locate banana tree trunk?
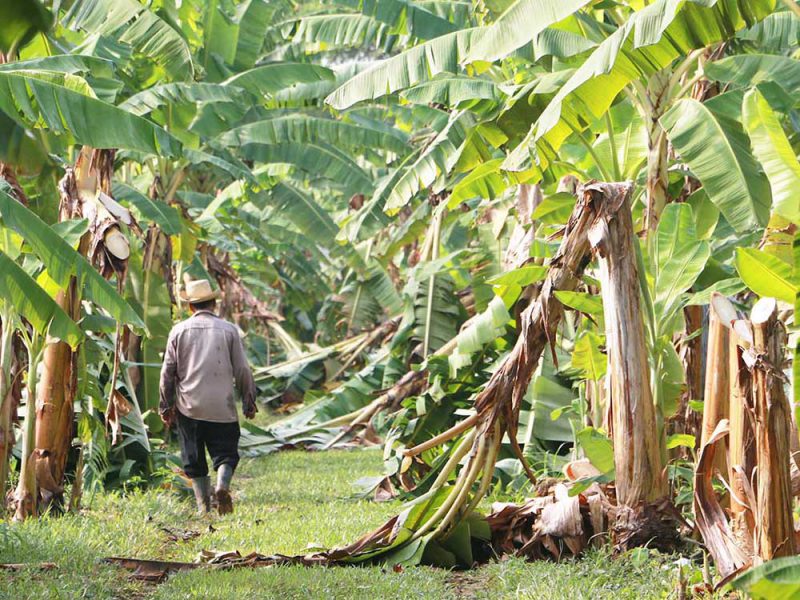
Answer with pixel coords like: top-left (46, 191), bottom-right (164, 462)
top-left (35, 148), bottom-right (129, 510)
top-left (125, 178), bottom-right (173, 428)
top-left (728, 322), bottom-right (755, 555)
top-left (34, 168), bottom-right (88, 510)
top-left (701, 304), bottom-right (730, 480)
top-left (13, 334), bottom-right (42, 521)
top-left (751, 298), bottom-right (795, 561)
top-left (0, 163), bottom-right (29, 501)
top-left (588, 182), bottom-right (675, 551)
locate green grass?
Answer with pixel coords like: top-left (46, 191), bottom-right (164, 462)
top-left (1, 448), bottom-right (701, 599)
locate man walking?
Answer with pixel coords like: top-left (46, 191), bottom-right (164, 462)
top-left (159, 278), bottom-right (257, 515)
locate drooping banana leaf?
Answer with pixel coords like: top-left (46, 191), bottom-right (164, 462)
top-left (125, 244), bottom-right (172, 428)
top-left (464, 0), bottom-right (590, 63)
top-left (0, 54), bottom-right (113, 76)
top-left (326, 28), bottom-right (480, 110)
top-left (64, 0), bottom-right (194, 81)
top-left (400, 76), bottom-right (502, 106)
top-left (113, 183), bottom-right (182, 235)
top-left (0, 190), bottom-right (145, 330)
top-left (0, 249), bottom-right (82, 348)
top-left (742, 87), bottom-right (800, 225)
top-left (660, 98), bottom-right (771, 232)
top-left (291, 14), bottom-right (390, 49)
top-left (243, 143), bottom-right (373, 192)
top-left (360, 0), bottom-right (458, 39)
top-left (738, 10), bottom-right (800, 50)
top-left (0, 70), bottom-right (181, 156)
top-left (218, 114), bottom-right (408, 155)
top-left (504, 0), bottom-right (776, 173)
top-left (233, 0), bottom-right (278, 69)
top-left (705, 54), bottom-right (800, 96)
top-left (383, 111), bottom-right (473, 215)
top-left (264, 182), bottom-right (339, 246)
top-left (224, 62), bottom-right (335, 96)
top-left (119, 82), bottom-right (248, 116)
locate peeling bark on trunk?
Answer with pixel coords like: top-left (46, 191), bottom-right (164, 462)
top-left (694, 420), bottom-right (752, 583)
top-left (751, 298), bottom-right (795, 561)
top-left (701, 305), bottom-right (730, 481)
top-left (34, 168), bottom-right (87, 510)
top-left (728, 325), bottom-right (756, 556)
top-left (394, 181), bottom-right (603, 540)
top-left (587, 182), bottom-right (676, 551)
top-left (13, 343), bottom-right (40, 521)
top-left (0, 164), bottom-right (29, 501)
top-left (502, 184), bottom-right (542, 271)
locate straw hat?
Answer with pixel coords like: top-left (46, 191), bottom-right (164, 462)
top-left (180, 278), bottom-right (220, 303)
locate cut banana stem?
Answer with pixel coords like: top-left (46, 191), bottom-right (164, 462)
top-left (104, 228), bottom-right (130, 260)
top-left (710, 292), bottom-right (738, 329)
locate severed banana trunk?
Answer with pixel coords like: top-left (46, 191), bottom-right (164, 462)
top-left (588, 181), bottom-right (677, 552)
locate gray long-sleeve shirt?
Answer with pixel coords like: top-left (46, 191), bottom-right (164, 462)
top-left (159, 310), bottom-right (256, 423)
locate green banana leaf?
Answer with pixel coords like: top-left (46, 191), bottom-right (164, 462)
top-left (0, 190), bottom-right (145, 330)
top-left (125, 245), bottom-right (172, 430)
top-left (291, 14), bottom-right (389, 49)
top-left (742, 88), bottom-right (800, 225)
top-left (504, 0), bottom-right (775, 173)
top-left (64, 0), bottom-right (194, 81)
top-left (464, 0), bottom-right (590, 63)
top-left (735, 247), bottom-right (798, 303)
top-left (0, 0), bottom-right (51, 54)
top-left (0, 250), bottom-right (82, 348)
top-left (218, 114), bottom-right (408, 155)
top-left (225, 63), bottom-right (334, 96)
top-left (660, 99), bottom-right (770, 232)
top-left (0, 70), bottom-right (181, 156)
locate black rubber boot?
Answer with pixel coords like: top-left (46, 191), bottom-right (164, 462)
top-left (215, 464), bottom-right (234, 515)
top-left (191, 476), bottom-right (212, 514)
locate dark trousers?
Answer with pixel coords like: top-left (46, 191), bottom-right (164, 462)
top-left (176, 412), bottom-right (240, 478)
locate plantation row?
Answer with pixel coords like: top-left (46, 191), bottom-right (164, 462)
top-left (1, 0), bottom-right (799, 595)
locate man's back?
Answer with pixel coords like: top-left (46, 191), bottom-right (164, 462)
top-left (159, 310), bottom-right (255, 423)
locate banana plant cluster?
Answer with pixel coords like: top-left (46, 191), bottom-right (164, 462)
top-left (0, 0), bottom-right (798, 584)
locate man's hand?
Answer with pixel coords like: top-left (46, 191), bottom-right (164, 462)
top-left (244, 403), bottom-right (258, 420)
top-left (160, 407), bottom-right (177, 429)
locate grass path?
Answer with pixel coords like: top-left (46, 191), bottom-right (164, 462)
top-left (1, 448), bottom-right (686, 599)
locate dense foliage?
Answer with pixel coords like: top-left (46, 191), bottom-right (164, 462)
top-left (1, 0), bottom-right (800, 591)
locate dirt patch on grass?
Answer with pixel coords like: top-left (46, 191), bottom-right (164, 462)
top-left (446, 569), bottom-right (491, 599)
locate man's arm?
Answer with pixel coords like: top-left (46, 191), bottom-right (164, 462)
top-left (231, 331), bottom-right (257, 419)
top-left (159, 329), bottom-right (179, 426)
